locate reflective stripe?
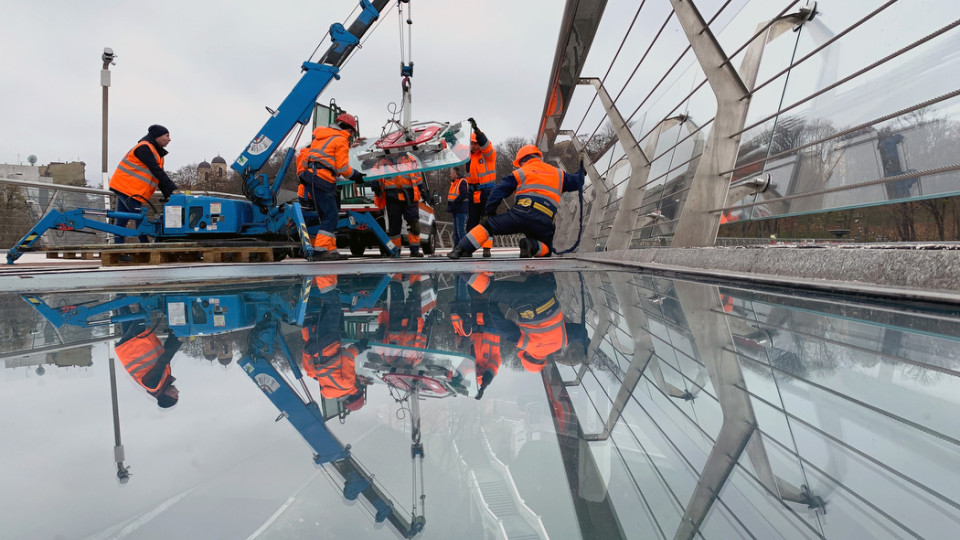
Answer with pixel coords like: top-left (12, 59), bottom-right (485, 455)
top-left (518, 318), bottom-right (566, 350)
top-left (117, 158), bottom-right (159, 188)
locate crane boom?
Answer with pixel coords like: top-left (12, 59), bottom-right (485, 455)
top-left (232, 0), bottom-right (392, 207)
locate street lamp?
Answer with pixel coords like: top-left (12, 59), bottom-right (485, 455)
top-left (101, 47), bottom-right (116, 191)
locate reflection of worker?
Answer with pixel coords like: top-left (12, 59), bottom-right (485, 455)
top-left (375, 155), bottom-right (424, 258)
top-left (301, 275), bottom-right (368, 410)
top-left (464, 118), bottom-right (497, 258)
top-left (467, 273), bottom-right (588, 373)
top-left (446, 167), bottom-right (470, 247)
top-left (300, 114), bottom-right (367, 261)
top-left (450, 274), bottom-right (501, 400)
top-left (116, 317), bottom-right (181, 408)
top-left (110, 125), bottom-right (179, 244)
top-left (377, 275), bottom-right (428, 366)
top-left (449, 145), bottom-right (585, 259)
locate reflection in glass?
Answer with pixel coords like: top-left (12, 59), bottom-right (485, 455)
top-left (4, 269), bottom-right (960, 538)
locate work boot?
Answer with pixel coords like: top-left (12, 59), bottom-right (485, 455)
top-left (410, 248), bottom-right (424, 258)
top-left (447, 246), bottom-right (467, 259)
top-left (518, 238), bottom-right (533, 258)
top-left (483, 248), bottom-right (492, 258)
top-left (307, 250), bottom-right (345, 262)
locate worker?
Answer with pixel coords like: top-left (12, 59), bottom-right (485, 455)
top-left (115, 313), bottom-right (181, 408)
top-left (448, 145), bottom-right (585, 259)
top-left (446, 167), bottom-right (470, 247)
top-left (301, 275), bottom-right (369, 411)
top-left (109, 124), bottom-right (179, 244)
top-left (374, 154), bottom-right (425, 257)
top-left (295, 144), bottom-right (312, 209)
top-left (449, 274), bottom-right (501, 400)
top-left (376, 274), bottom-right (429, 367)
top-left (466, 272), bottom-right (588, 374)
top-left (464, 118), bottom-right (497, 258)
top-left (300, 113), bottom-right (367, 261)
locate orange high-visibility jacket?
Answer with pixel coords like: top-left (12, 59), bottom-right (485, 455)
top-left (117, 330), bottom-right (171, 395)
top-left (513, 158), bottom-right (564, 206)
top-left (467, 139), bottom-right (497, 188)
top-left (303, 343), bottom-right (359, 399)
top-left (305, 127), bottom-right (354, 184)
top-left (111, 142), bottom-right (164, 201)
top-left (517, 310), bottom-right (567, 360)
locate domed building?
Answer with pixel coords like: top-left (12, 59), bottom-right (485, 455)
top-left (197, 156), bottom-right (228, 186)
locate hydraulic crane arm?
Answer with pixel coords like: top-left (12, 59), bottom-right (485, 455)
top-left (232, 0), bottom-right (393, 208)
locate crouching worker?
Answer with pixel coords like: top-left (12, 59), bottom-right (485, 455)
top-left (448, 145), bottom-right (584, 259)
top-left (300, 113), bottom-right (366, 261)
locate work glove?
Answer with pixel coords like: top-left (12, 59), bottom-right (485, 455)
top-left (371, 183), bottom-right (382, 196)
top-left (468, 117), bottom-right (479, 133)
top-left (350, 170), bottom-right (367, 185)
top-left (479, 214), bottom-right (491, 228)
top-left (355, 338), bottom-right (370, 354)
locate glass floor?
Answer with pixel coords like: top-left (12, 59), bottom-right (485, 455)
top-left (2, 269), bottom-right (959, 539)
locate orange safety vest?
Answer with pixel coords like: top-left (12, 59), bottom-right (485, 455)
top-left (447, 177), bottom-right (468, 202)
top-left (377, 155), bottom-right (422, 200)
top-left (467, 139), bottom-right (497, 189)
top-left (117, 330), bottom-right (171, 395)
top-left (111, 141), bottom-right (164, 201)
top-left (305, 127), bottom-right (354, 184)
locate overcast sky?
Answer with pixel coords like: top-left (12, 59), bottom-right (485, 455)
top-left (0, 0), bottom-right (564, 184)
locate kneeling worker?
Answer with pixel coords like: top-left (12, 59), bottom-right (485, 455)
top-left (448, 145), bottom-right (584, 259)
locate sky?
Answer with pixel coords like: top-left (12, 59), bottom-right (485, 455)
top-left (0, 0), bottom-right (564, 184)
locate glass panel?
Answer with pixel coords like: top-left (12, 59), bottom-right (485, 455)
top-left (740, 0), bottom-right (960, 217)
top-left (4, 270), bottom-right (960, 539)
top-left (349, 120), bottom-right (471, 182)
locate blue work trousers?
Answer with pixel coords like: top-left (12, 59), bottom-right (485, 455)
top-left (112, 192), bottom-right (148, 244)
top-left (452, 212), bottom-right (467, 246)
top-left (461, 206), bottom-right (555, 250)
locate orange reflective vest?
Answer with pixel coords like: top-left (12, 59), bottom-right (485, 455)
top-left (513, 158), bottom-right (564, 207)
top-left (305, 127), bottom-right (354, 184)
top-left (111, 141), bottom-right (164, 201)
top-left (448, 177), bottom-right (468, 201)
top-left (468, 139), bottom-right (497, 189)
top-left (117, 330), bottom-right (171, 395)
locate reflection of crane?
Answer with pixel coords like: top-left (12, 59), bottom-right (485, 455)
top-left (23, 275), bottom-right (478, 537)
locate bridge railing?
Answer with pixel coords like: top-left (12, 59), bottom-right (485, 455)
top-left (543, 0), bottom-right (960, 250)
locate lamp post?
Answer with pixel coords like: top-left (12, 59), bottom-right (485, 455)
top-left (101, 47), bottom-right (116, 191)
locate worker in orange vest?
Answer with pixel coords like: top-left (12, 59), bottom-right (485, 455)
top-left (449, 274), bottom-right (501, 400)
top-left (299, 113), bottom-right (367, 261)
top-left (376, 275), bottom-right (429, 367)
top-left (373, 154), bottom-right (425, 257)
top-left (446, 167), bottom-right (470, 246)
top-left (465, 272), bottom-right (588, 373)
top-left (109, 124), bottom-right (179, 244)
top-left (448, 145), bottom-right (585, 259)
top-left (301, 275), bottom-right (369, 411)
top-left (464, 118), bottom-right (497, 258)
top-left (115, 315), bottom-right (181, 408)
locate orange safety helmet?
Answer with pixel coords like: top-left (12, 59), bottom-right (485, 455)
top-left (336, 113), bottom-right (358, 133)
top-left (513, 144), bottom-right (542, 167)
top-left (470, 132), bottom-right (478, 144)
